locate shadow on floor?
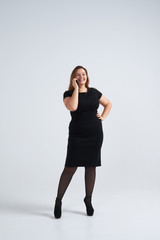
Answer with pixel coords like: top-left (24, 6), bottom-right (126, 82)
top-left (0, 200), bottom-right (87, 219)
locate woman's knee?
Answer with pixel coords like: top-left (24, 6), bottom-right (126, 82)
top-left (85, 166), bottom-right (96, 172)
top-left (63, 166), bottom-right (77, 175)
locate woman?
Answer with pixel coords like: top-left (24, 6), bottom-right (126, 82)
top-left (54, 65), bottom-right (112, 218)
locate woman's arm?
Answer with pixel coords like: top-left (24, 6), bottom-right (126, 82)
top-left (96, 94), bottom-right (112, 121)
top-left (63, 87), bottom-right (79, 111)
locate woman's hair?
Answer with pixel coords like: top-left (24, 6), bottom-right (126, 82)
top-left (68, 65), bottom-right (90, 91)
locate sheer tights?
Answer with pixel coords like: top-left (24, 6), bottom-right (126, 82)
top-left (56, 166), bottom-right (96, 200)
top-left (56, 167), bottom-right (77, 200)
top-left (54, 166), bottom-right (96, 218)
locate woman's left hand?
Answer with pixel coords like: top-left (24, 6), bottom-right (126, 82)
top-left (96, 112), bottom-right (104, 121)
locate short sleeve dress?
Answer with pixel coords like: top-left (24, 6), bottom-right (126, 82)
top-left (63, 87), bottom-right (103, 167)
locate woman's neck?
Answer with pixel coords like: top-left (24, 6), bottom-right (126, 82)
top-left (78, 86), bottom-right (87, 92)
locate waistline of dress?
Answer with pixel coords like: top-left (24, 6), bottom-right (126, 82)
top-left (71, 111), bottom-right (98, 120)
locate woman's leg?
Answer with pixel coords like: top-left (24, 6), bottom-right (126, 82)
top-left (84, 166), bottom-right (96, 197)
top-left (84, 166), bottom-right (96, 216)
top-left (54, 166), bottom-right (77, 218)
top-left (56, 166), bottom-right (77, 200)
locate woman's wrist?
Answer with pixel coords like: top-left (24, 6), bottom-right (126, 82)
top-left (101, 115), bottom-right (105, 121)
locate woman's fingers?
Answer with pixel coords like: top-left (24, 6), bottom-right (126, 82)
top-left (96, 112), bottom-right (101, 119)
top-left (96, 112), bottom-right (103, 120)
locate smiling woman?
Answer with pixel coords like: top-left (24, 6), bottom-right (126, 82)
top-left (76, 70), bottom-right (87, 85)
top-left (54, 65), bottom-right (112, 219)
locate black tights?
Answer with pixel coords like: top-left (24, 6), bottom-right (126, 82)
top-left (56, 166), bottom-right (96, 200)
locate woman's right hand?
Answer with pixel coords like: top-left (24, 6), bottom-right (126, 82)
top-left (72, 78), bottom-right (79, 89)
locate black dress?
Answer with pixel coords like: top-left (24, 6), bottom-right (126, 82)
top-left (63, 87), bottom-right (103, 167)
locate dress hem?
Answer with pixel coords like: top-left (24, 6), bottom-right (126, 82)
top-left (65, 164), bottom-right (101, 167)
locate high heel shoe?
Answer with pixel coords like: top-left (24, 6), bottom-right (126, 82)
top-left (54, 198), bottom-right (62, 219)
top-left (84, 196), bottom-right (94, 216)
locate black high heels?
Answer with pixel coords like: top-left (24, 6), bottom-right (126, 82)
top-left (54, 198), bottom-right (62, 219)
top-left (84, 196), bottom-right (94, 216)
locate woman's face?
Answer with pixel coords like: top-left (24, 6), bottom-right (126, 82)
top-left (75, 68), bottom-right (87, 85)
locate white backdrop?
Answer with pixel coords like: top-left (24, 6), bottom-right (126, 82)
top-left (0, 0), bottom-right (160, 239)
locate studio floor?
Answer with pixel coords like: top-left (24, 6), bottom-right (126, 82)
top-left (0, 191), bottom-right (159, 240)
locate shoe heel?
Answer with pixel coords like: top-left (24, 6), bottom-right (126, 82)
top-left (54, 198), bottom-right (62, 219)
top-left (84, 196), bottom-right (94, 216)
